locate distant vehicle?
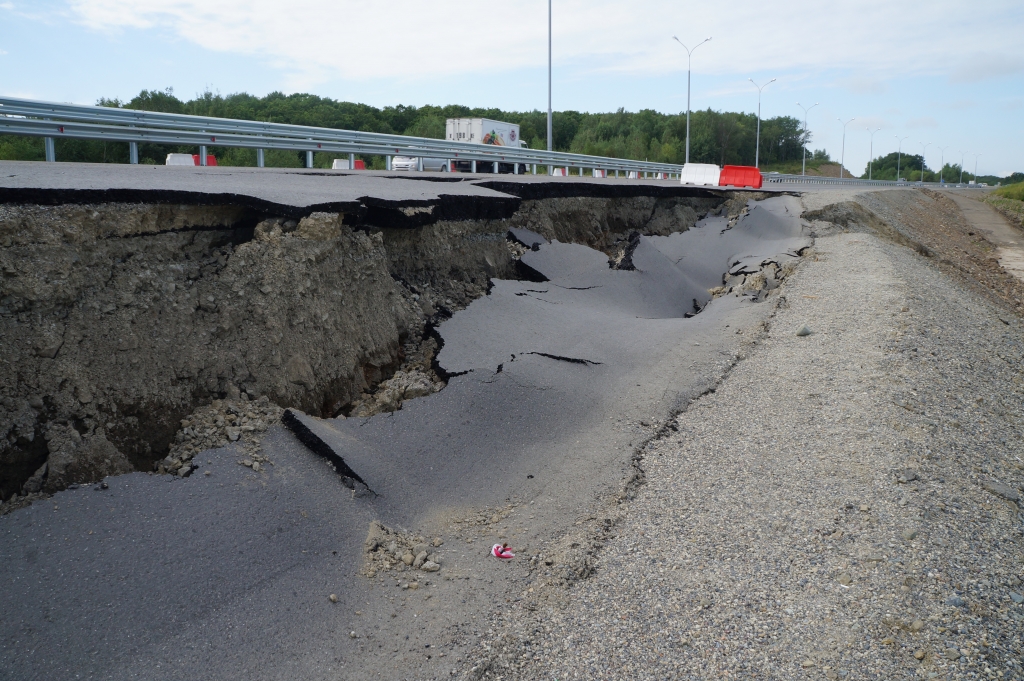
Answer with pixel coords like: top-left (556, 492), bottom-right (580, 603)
top-left (446, 118), bottom-right (528, 174)
top-left (391, 156), bottom-right (449, 172)
top-left (165, 153), bottom-right (217, 166)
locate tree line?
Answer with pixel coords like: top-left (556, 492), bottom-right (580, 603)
top-left (0, 88), bottom-right (813, 170)
top-left (860, 151), bottom-right (1021, 185)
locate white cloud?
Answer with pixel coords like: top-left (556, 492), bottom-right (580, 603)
top-left (64, 0), bottom-right (1024, 87)
top-left (950, 53), bottom-right (1024, 84)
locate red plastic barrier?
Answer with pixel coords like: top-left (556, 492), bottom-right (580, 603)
top-left (191, 154), bottom-right (218, 166)
top-left (354, 159), bottom-right (366, 170)
top-left (718, 165), bottom-right (762, 189)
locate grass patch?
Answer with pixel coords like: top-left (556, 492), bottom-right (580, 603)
top-left (993, 182), bottom-right (1024, 201)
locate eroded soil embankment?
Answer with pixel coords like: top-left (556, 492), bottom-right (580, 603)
top-left (0, 192), bottom-right (733, 501)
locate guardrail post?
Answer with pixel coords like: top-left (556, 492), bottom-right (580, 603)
top-left (513, 162), bottom-right (519, 175)
top-left (492, 161), bottom-right (498, 174)
top-left (199, 145), bottom-right (208, 166)
top-left (306, 151), bottom-right (314, 168)
top-left (257, 148), bottom-right (265, 168)
top-left (386, 155), bottom-right (392, 171)
top-left (532, 164), bottom-right (537, 175)
top-left (44, 137), bottom-right (55, 162)
top-left (349, 153), bottom-right (356, 170)
top-left (471, 160), bottom-right (477, 173)
top-left (129, 142), bottom-right (139, 165)
top-left (417, 157), bottom-right (423, 172)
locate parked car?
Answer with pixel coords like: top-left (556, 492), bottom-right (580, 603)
top-left (391, 156), bottom-right (449, 172)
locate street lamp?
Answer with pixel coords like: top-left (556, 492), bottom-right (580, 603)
top-left (749, 77), bottom-right (776, 169)
top-left (867, 127), bottom-right (882, 180)
top-left (895, 135), bottom-right (910, 182)
top-left (673, 36), bottom-right (712, 164)
top-left (917, 140), bottom-right (933, 183)
top-left (973, 153), bottom-right (983, 185)
top-left (959, 150), bottom-right (966, 184)
top-left (796, 102), bottom-right (819, 176)
top-left (937, 146), bottom-right (949, 184)
top-left (837, 117), bottom-right (855, 179)
top-left (547, 0), bottom-right (552, 153)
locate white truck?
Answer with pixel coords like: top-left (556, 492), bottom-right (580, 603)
top-left (446, 118), bottom-right (528, 173)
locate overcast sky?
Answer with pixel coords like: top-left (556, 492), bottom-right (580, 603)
top-left (2, 0), bottom-right (1022, 176)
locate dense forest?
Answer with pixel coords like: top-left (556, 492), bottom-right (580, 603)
top-left (0, 88), bottom-right (816, 171)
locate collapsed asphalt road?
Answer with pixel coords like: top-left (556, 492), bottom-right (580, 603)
top-left (0, 194), bottom-right (809, 680)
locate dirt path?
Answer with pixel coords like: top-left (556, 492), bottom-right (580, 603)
top-left (948, 192), bottom-right (1024, 283)
top-left (464, 192), bottom-right (1024, 680)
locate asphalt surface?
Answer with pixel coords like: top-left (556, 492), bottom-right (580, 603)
top-left (0, 193), bottom-right (809, 680)
top-left (0, 161), bottom-right (764, 219)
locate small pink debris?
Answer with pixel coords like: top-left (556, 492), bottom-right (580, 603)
top-left (491, 543), bottom-right (515, 560)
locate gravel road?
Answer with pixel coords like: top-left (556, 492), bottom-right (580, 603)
top-left (465, 189), bottom-right (1024, 680)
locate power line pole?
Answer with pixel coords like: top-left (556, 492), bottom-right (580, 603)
top-left (837, 117), bottom-right (855, 179)
top-left (749, 78), bottom-right (776, 169)
top-left (868, 127), bottom-right (882, 180)
top-left (895, 135), bottom-right (910, 183)
top-left (796, 102), bottom-right (818, 176)
top-left (547, 0), bottom-right (552, 154)
top-left (673, 36), bottom-right (711, 165)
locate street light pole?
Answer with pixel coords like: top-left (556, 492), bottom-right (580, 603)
top-left (973, 153), bottom-right (982, 185)
top-left (749, 77), bottom-right (776, 169)
top-left (673, 36), bottom-right (712, 165)
top-left (895, 135), bottom-right (910, 182)
top-left (796, 102), bottom-right (819, 177)
top-left (917, 141), bottom-right (932, 183)
top-left (868, 127), bottom-right (882, 180)
top-left (547, 0), bottom-right (552, 153)
top-left (837, 117), bottom-right (855, 179)
top-left (959, 150), bottom-right (966, 184)
top-left (937, 146), bottom-right (949, 184)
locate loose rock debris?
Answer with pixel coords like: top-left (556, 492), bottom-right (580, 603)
top-left (362, 520), bottom-right (444, 578)
top-left (160, 395), bottom-right (283, 475)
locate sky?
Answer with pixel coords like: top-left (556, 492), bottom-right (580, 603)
top-left (1, 0), bottom-right (1022, 177)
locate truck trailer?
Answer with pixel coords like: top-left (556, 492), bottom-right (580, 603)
top-left (446, 118), bottom-right (528, 173)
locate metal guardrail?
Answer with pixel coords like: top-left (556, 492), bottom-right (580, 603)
top-left (0, 95), bottom-right (682, 176)
top-left (762, 173), bottom-right (981, 189)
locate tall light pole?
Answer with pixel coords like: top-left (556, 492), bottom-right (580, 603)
top-left (973, 153), bottom-right (982, 185)
top-left (959, 150), bottom-right (966, 184)
top-left (918, 141), bottom-right (932, 183)
top-left (868, 127), bottom-right (882, 180)
top-left (796, 101), bottom-right (818, 176)
top-left (837, 117), bottom-right (855, 179)
top-left (673, 36), bottom-right (712, 164)
top-left (547, 0), bottom-right (552, 153)
top-left (749, 77), bottom-right (776, 168)
top-left (895, 135), bottom-right (910, 182)
top-left (937, 146), bottom-right (949, 184)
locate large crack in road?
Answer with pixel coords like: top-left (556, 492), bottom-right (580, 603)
top-left (0, 183), bottom-right (810, 680)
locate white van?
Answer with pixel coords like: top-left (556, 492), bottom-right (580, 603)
top-left (391, 156), bottom-right (449, 172)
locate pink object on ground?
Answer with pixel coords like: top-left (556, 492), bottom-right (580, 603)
top-left (491, 544), bottom-right (515, 559)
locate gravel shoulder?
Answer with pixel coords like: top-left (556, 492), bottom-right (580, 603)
top-left (465, 189), bottom-right (1024, 680)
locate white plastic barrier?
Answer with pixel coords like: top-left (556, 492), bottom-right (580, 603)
top-left (551, 167), bottom-right (570, 177)
top-left (332, 158), bottom-right (350, 169)
top-left (627, 171), bottom-right (639, 179)
top-left (679, 163), bottom-right (721, 186)
top-left (165, 153), bottom-right (196, 166)
top-left (592, 169), bottom-right (606, 178)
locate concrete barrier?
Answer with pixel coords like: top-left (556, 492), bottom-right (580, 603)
top-left (719, 165), bottom-right (762, 189)
top-left (679, 163), bottom-right (721, 186)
